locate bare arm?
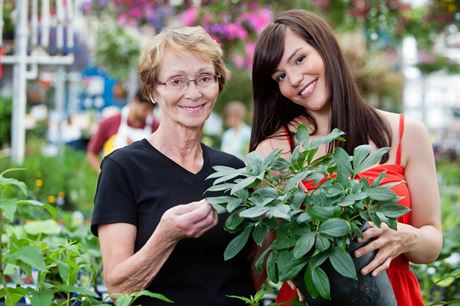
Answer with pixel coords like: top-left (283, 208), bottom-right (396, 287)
top-left (356, 117), bottom-right (442, 276)
top-left (98, 199), bottom-right (218, 295)
top-left (86, 151), bottom-right (101, 172)
top-left (397, 117), bottom-right (442, 263)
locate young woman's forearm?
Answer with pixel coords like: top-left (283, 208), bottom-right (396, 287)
top-left (398, 223), bottom-right (442, 264)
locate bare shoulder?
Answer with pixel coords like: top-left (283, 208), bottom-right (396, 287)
top-left (255, 131), bottom-right (292, 159)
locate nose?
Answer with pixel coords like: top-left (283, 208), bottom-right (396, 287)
top-left (184, 81), bottom-right (202, 99)
top-left (289, 71), bottom-right (303, 87)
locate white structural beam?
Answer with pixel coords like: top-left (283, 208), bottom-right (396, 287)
top-left (11, 0), bottom-right (28, 165)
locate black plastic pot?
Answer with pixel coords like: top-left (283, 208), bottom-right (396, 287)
top-left (295, 224), bottom-right (396, 306)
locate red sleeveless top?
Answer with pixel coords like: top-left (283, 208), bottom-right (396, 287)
top-left (275, 115), bottom-right (424, 306)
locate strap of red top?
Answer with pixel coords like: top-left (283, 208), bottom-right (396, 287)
top-left (396, 114), bottom-right (405, 165)
top-left (283, 125), bottom-right (295, 153)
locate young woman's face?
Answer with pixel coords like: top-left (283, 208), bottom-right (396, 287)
top-left (154, 50), bottom-right (219, 129)
top-left (271, 28), bottom-right (330, 115)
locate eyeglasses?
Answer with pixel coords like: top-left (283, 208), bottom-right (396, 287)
top-left (157, 74), bottom-right (220, 91)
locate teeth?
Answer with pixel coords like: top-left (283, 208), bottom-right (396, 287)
top-left (300, 81), bottom-right (316, 96)
top-left (182, 105), bottom-right (203, 110)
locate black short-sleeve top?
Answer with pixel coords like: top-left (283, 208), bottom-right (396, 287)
top-left (91, 139), bottom-right (254, 305)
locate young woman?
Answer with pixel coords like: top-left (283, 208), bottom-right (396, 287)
top-left (91, 26), bottom-right (255, 305)
top-left (251, 9), bottom-right (442, 306)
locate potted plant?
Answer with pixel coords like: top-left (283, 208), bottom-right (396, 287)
top-left (206, 124), bottom-right (409, 305)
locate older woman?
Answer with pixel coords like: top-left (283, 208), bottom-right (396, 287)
top-left (90, 26), bottom-right (255, 305)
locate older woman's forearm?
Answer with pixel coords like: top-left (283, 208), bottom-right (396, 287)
top-left (104, 231), bottom-right (177, 295)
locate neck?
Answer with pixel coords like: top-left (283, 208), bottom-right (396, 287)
top-left (147, 122), bottom-right (203, 169)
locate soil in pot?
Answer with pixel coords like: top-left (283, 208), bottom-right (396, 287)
top-left (294, 224), bottom-right (396, 306)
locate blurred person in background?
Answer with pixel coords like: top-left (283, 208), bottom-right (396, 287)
top-left (86, 89), bottom-right (159, 171)
top-left (220, 100), bottom-right (251, 160)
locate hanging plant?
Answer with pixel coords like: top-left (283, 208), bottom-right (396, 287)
top-left (95, 22), bottom-right (140, 81)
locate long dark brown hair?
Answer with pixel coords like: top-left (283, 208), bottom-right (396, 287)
top-left (250, 10), bottom-right (391, 161)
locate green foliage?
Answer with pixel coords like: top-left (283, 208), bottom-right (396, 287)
top-left (228, 288), bottom-right (268, 306)
top-left (0, 168), bottom-right (103, 305)
top-left (0, 96), bottom-right (12, 148)
top-left (206, 124), bottom-right (409, 300)
top-left (0, 143), bottom-right (99, 216)
top-left (95, 21), bottom-right (140, 81)
top-left (112, 290), bottom-right (173, 306)
top-left (412, 160), bottom-right (460, 305)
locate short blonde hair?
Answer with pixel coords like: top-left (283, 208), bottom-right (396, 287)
top-left (139, 26), bottom-right (229, 103)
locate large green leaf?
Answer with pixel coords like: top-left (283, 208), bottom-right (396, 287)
top-left (329, 248), bottom-right (357, 279)
top-left (304, 263), bottom-right (321, 299)
top-left (366, 187), bottom-right (398, 201)
top-left (255, 247), bottom-right (271, 273)
top-left (269, 204), bottom-right (291, 220)
top-left (285, 170), bottom-right (313, 191)
top-left (0, 169), bottom-right (28, 196)
top-left (213, 170), bottom-right (244, 185)
top-left (307, 205), bottom-right (334, 221)
top-left (315, 235), bottom-right (331, 251)
top-left (224, 213), bottom-right (244, 231)
top-left (318, 218), bottom-right (350, 237)
top-left (8, 245), bottom-right (46, 271)
top-left (312, 265), bottom-right (331, 300)
top-left (207, 165), bottom-right (240, 179)
top-left (133, 290), bottom-right (174, 303)
top-left (224, 226), bottom-right (252, 260)
top-left (252, 223), bottom-right (268, 247)
top-left (310, 128), bottom-right (345, 149)
top-left (226, 197), bottom-right (243, 213)
top-left (231, 176), bottom-right (258, 195)
top-left (24, 219), bottom-right (61, 235)
top-left (239, 206), bottom-right (269, 219)
top-left (293, 231), bottom-right (316, 259)
top-left (333, 147), bottom-right (352, 187)
top-left (353, 147), bottom-right (389, 175)
top-left (1, 198), bottom-right (17, 221)
top-left (16, 200), bottom-right (57, 217)
top-left (266, 251), bottom-right (278, 283)
top-left (246, 151), bottom-right (265, 175)
top-left (295, 123), bottom-right (310, 149)
top-left (376, 203), bottom-right (410, 218)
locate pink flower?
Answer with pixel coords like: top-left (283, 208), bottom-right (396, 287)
top-left (240, 8), bottom-right (272, 33)
top-left (180, 7), bottom-right (199, 26)
top-left (231, 54), bottom-right (246, 69)
top-left (224, 23), bottom-right (248, 40)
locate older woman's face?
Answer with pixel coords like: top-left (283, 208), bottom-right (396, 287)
top-left (154, 50), bottom-right (219, 129)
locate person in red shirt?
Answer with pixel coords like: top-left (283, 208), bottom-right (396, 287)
top-left (87, 89), bottom-right (159, 171)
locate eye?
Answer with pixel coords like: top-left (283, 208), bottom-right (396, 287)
top-left (168, 78), bottom-right (187, 87)
top-left (274, 73), bottom-right (287, 82)
top-left (198, 75), bottom-right (212, 84)
top-left (296, 55), bottom-right (305, 65)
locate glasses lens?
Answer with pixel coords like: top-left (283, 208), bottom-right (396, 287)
top-left (166, 78), bottom-right (188, 90)
top-left (197, 75), bottom-right (214, 88)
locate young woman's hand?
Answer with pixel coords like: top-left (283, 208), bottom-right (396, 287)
top-left (353, 221), bottom-right (414, 277)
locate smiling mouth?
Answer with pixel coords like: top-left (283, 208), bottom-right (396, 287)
top-left (180, 102), bottom-right (207, 111)
top-left (299, 79), bottom-right (318, 97)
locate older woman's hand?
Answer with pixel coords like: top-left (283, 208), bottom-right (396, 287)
top-left (159, 199), bottom-right (218, 242)
top-left (354, 222), bottom-right (408, 277)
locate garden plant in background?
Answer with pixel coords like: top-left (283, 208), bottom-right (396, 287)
top-left (207, 124), bottom-right (409, 305)
top-left (0, 169), bottom-right (172, 306)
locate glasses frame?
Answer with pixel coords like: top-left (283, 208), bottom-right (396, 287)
top-left (156, 74), bottom-right (221, 91)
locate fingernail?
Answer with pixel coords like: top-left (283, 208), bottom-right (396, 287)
top-left (355, 251), bottom-right (361, 257)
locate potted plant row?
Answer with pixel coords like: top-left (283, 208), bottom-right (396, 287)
top-left (206, 124), bottom-right (409, 306)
